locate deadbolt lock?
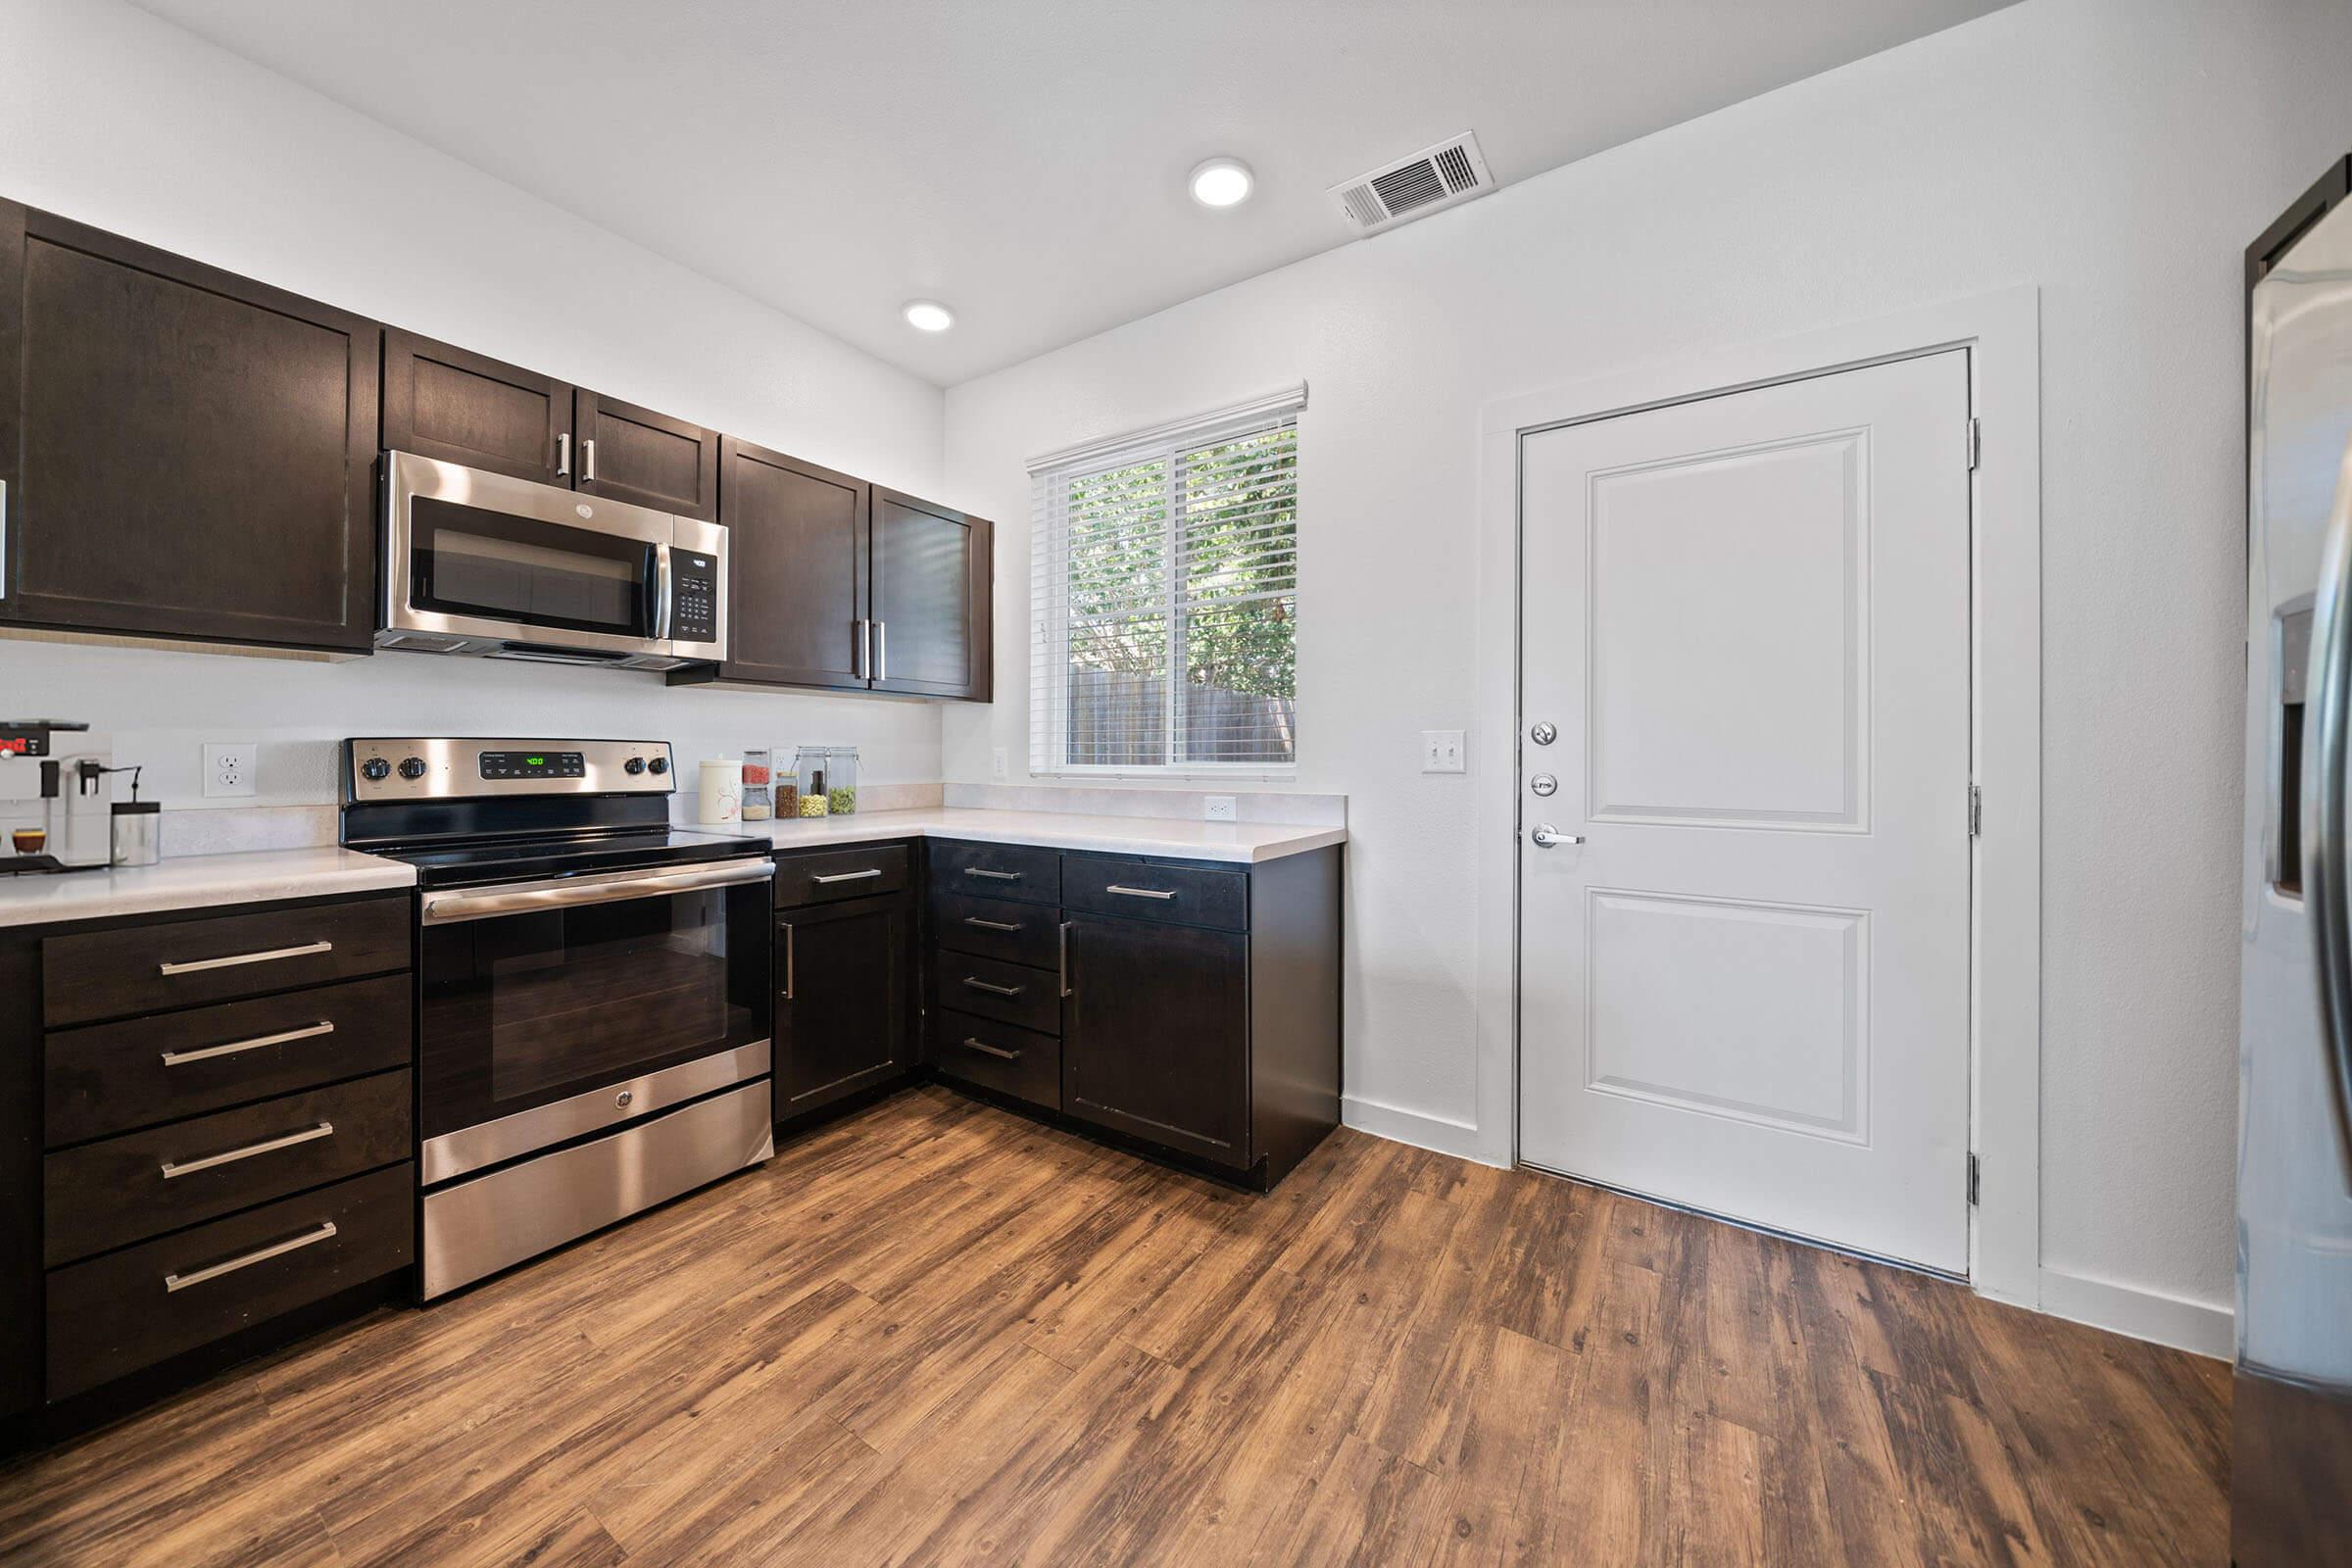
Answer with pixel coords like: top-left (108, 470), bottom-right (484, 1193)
top-left (1530, 773), bottom-right (1558, 797)
top-left (1529, 721), bottom-right (1557, 746)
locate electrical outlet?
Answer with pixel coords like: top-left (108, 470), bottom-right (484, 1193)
top-left (992, 747), bottom-right (1009, 780)
top-left (1202, 795), bottom-right (1237, 822)
top-left (203, 741), bottom-right (257, 799)
top-left (1421, 729), bottom-right (1466, 774)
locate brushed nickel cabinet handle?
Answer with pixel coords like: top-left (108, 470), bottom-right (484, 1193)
top-left (875, 619), bottom-right (887, 682)
top-left (813, 868), bottom-right (883, 885)
top-left (962, 915), bottom-right (1022, 933)
top-left (961, 976), bottom-right (1024, 998)
top-left (1104, 885), bottom-right (1176, 901)
top-left (158, 940), bottom-right (332, 977)
top-left (962, 867), bottom-right (1021, 882)
top-left (556, 431), bottom-right (572, 477)
top-left (165, 1221), bottom-right (337, 1294)
top-left (161, 1020), bottom-right (334, 1068)
top-left (781, 922), bottom-right (796, 1001)
top-left (0, 477), bottom-right (9, 602)
top-left (959, 1038), bottom-right (1021, 1061)
top-left (581, 437), bottom-right (598, 482)
top-left (1059, 920), bottom-right (1073, 999)
top-left (160, 1121), bottom-right (334, 1180)
top-left (855, 617), bottom-right (870, 680)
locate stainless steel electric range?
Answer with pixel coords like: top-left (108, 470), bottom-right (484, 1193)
top-left (341, 737), bottom-right (775, 1298)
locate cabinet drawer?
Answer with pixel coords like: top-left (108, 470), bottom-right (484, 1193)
top-left (929, 840), bottom-right (1060, 906)
top-left (1061, 857), bottom-right (1249, 932)
top-left (931, 950), bottom-right (1060, 1035)
top-left (43, 896), bottom-right (411, 1026)
top-left (773, 844), bottom-right (908, 908)
top-left (45, 1070), bottom-right (413, 1266)
top-left (930, 1009), bottom-right (1061, 1112)
top-left (45, 973), bottom-right (414, 1148)
top-left (46, 1162), bottom-right (414, 1400)
top-left (931, 890), bottom-right (1061, 970)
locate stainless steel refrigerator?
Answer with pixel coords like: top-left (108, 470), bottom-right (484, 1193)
top-left (2239, 159), bottom-right (2352, 1566)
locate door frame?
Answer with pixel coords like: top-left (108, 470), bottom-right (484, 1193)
top-left (1471, 286), bottom-right (2041, 1306)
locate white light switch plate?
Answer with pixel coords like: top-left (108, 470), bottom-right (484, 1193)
top-left (992, 747), bottom-right (1009, 780)
top-left (1202, 795), bottom-right (1237, 821)
top-left (1421, 730), bottom-right (1466, 773)
top-left (203, 741), bottom-right (258, 798)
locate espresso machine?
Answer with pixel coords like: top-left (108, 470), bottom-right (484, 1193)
top-left (0, 720), bottom-right (116, 873)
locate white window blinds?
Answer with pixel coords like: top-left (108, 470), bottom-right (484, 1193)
top-left (1029, 386), bottom-right (1303, 775)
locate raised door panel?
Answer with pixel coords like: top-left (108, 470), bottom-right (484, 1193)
top-left (1062, 914), bottom-right (1250, 1170)
top-left (871, 488), bottom-right (992, 701)
top-left (710, 438), bottom-right (867, 688)
top-left (381, 328), bottom-right (572, 485)
top-left (775, 894), bottom-right (909, 1118)
top-left (2, 209), bottom-right (379, 650)
top-left (575, 390), bottom-right (718, 521)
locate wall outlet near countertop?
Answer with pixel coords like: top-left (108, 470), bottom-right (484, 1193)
top-left (992, 747), bottom-right (1009, 780)
top-left (1202, 795), bottom-right (1238, 822)
top-left (1421, 730), bottom-right (1466, 773)
top-left (203, 740), bottom-right (257, 798)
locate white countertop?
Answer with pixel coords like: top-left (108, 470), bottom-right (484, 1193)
top-left (0, 847), bottom-right (416, 930)
top-left (734, 807), bottom-right (1347, 864)
top-left (0, 809), bottom-right (1345, 929)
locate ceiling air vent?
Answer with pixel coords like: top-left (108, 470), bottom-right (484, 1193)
top-left (1329, 131), bottom-right (1494, 236)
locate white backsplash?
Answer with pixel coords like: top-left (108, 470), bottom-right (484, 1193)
top-left (943, 783), bottom-right (1346, 827)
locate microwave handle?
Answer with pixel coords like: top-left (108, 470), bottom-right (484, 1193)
top-left (651, 544), bottom-right (674, 642)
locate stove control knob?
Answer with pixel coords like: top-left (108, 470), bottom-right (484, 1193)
top-left (359, 757), bottom-right (391, 782)
top-left (397, 757), bottom-right (428, 781)
top-left (623, 757), bottom-right (646, 776)
top-left (647, 757), bottom-right (669, 775)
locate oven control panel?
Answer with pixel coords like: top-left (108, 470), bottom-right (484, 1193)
top-left (345, 738), bottom-right (674, 801)
top-left (671, 551), bottom-right (719, 644)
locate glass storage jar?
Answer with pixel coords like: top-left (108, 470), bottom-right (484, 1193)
top-left (793, 746), bottom-right (831, 817)
top-left (824, 746), bottom-right (859, 815)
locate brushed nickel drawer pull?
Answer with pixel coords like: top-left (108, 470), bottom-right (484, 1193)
top-left (960, 1038), bottom-right (1021, 1061)
top-left (160, 1121), bottom-right (334, 1180)
top-left (962, 867), bottom-right (1022, 881)
top-left (1104, 885), bottom-right (1177, 901)
top-left (781, 922), bottom-right (796, 1002)
top-left (164, 1221), bottom-right (337, 1294)
top-left (161, 1020), bottom-right (334, 1068)
top-left (961, 976), bottom-right (1025, 998)
top-left (962, 915), bottom-right (1023, 932)
top-left (812, 868), bottom-right (884, 885)
top-left (158, 940), bottom-right (332, 977)
top-left (1059, 921), bottom-right (1073, 998)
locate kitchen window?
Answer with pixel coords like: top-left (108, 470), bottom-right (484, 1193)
top-left (1028, 385), bottom-right (1302, 775)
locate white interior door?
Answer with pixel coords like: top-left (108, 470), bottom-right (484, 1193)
top-left (1516, 350), bottom-right (1973, 1274)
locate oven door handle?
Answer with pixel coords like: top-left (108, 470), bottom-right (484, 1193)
top-left (420, 858), bottom-right (775, 925)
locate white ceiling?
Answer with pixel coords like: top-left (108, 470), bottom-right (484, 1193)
top-left (131, 0), bottom-right (2014, 387)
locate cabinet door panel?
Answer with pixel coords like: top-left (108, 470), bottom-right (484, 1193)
top-left (1063, 915), bottom-right (1250, 1169)
top-left (776, 894), bottom-right (909, 1118)
top-left (711, 438), bottom-right (867, 688)
top-left (1, 209), bottom-right (378, 650)
top-left (382, 328), bottom-right (571, 485)
top-left (576, 390), bottom-right (718, 520)
top-left (871, 488), bottom-right (991, 701)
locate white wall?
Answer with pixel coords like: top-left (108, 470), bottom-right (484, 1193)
top-left (943, 0), bottom-right (2352, 1333)
top-left (0, 0), bottom-right (950, 810)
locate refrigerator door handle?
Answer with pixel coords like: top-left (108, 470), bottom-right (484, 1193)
top-left (2300, 431), bottom-right (2352, 1187)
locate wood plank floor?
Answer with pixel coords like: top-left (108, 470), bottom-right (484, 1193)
top-left (0, 1087), bottom-right (2230, 1566)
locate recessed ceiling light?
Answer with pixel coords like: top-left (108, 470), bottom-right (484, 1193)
top-left (903, 299), bottom-right (955, 332)
top-left (1190, 156), bottom-right (1254, 209)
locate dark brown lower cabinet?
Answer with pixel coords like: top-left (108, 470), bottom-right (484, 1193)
top-left (775, 877), bottom-right (915, 1122)
top-left (1062, 916), bottom-right (1250, 1168)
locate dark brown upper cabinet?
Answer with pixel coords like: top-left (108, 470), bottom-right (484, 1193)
top-left (381, 330), bottom-right (717, 521)
top-left (871, 487), bottom-right (992, 702)
top-left (381, 329), bottom-right (571, 486)
top-left (0, 203), bottom-right (380, 652)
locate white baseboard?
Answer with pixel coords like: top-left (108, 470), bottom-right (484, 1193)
top-left (2036, 1267), bottom-right (2233, 1359)
top-left (1340, 1095), bottom-right (1502, 1167)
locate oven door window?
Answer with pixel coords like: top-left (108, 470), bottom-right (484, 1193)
top-left (419, 877), bottom-right (771, 1139)
top-left (408, 495), bottom-right (656, 638)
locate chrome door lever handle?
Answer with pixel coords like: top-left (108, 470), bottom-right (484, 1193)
top-left (1529, 824), bottom-right (1583, 848)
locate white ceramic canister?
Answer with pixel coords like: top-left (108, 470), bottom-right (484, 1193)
top-left (698, 760), bottom-right (744, 824)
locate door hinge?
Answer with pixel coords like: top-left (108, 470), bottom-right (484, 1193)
top-left (1967, 1152), bottom-right (1982, 1205)
top-left (1968, 782), bottom-right (1983, 838)
top-left (1966, 416), bottom-right (1981, 471)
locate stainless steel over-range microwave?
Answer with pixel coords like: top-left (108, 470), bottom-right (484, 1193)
top-left (378, 450), bottom-right (727, 670)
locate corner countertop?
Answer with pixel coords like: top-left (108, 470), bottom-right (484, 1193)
top-left (732, 807), bottom-right (1347, 864)
top-left (0, 808), bottom-right (1346, 930)
top-left (0, 847), bottom-right (417, 930)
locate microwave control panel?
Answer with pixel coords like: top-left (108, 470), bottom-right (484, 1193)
top-left (672, 552), bottom-right (719, 644)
